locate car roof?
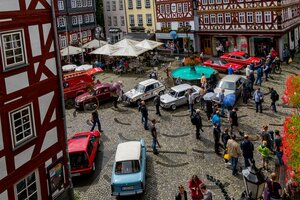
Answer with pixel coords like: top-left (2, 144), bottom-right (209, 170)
top-left (221, 75), bottom-right (242, 82)
top-left (171, 84), bottom-right (192, 92)
top-left (139, 79), bottom-right (159, 86)
top-left (68, 132), bottom-right (91, 153)
top-left (115, 141), bottom-right (141, 162)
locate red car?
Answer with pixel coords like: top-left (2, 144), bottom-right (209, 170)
top-left (74, 82), bottom-right (112, 111)
top-left (68, 130), bottom-right (101, 177)
top-left (203, 59), bottom-right (243, 74)
top-left (220, 51), bottom-right (261, 67)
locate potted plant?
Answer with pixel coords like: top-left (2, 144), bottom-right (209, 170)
top-left (183, 56), bottom-right (201, 71)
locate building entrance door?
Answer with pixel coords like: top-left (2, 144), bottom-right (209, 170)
top-left (201, 37), bottom-right (211, 55)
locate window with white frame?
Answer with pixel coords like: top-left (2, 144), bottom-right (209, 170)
top-left (223, 0), bottom-right (229, 3)
top-left (204, 14), bottom-right (209, 24)
top-left (76, 0), bottom-right (82, 7)
top-left (112, 1), bottom-right (116, 11)
top-left (145, 0), bottom-right (150, 8)
top-left (137, 14), bottom-right (143, 25)
top-left (108, 16), bottom-right (112, 26)
top-left (210, 14), bottom-right (216, 24)
top-left (72, 16), bottom-right (78, 25)
top-left (58, 17), bottom-right (66, 27)
top-left (87, 0), bottom-right (92, 6)
top-left (136, 0), bottom-right (142, 8)
top-left (119, 0), bottom-right (123, 10)
top-left (71, 0), bottom-right (76, 8)
top-left (89, 14), bottom-right (94, 22)
top-left (71, 34), bottom-right (77, 41)
top-left (171, 3), bottom-right (176, 12)
top-left (209, 0), bottom-right (214, 4)
top-left (167, 22), bottom-right (171, 28)
top-left (78, 15), bottom-right (83, 24)
top-left (15, 171), bottom-right (39, 200)
top-left (60, 36), bottom-right (67, 48)
top-left (120, 16), bottom-right (125, 26)
top-left (225, 13), bottom-right (231, 23)
top-left (58, 1), bottom-right (64, 10)
top-left (202, 0), bottom-right (208, 5)
top-left (113, 16), bottom-right (118, 26)
top-left (247, 12), bottom-right (253, 23)
top-left (177, 3), bottom-right (182, 13)
top-left (183, 3), bottom-right (188, 13)
top-left (218, 13), bottom-right (223, 24)
top-left (128, 0), bottom-right (133, 9)
top-left (10, 104), bottom-right (35, 147)
top-left (216, 0), bottom-right (222, 4)
top-left (1, 30), bottom-right (26, 69)
top-left (239, 12), bottom-right (245, 23)
top-left (146, 14), bottom-right (152, 24)
top-left (160, 5), bottom-right (165, 13)
top-left (84, 14), bottom-right (89, 23)
top-left (166, 4), bottom-right (170, 13)
top-left (82, 0), bottom-right (87, 7)
top-left (255, 12), bottom-right (262, 23)
top-left (129, 15), bottom-right (135, 25)
top-left (265, 11), bottom-right (271, 23)
top-left (106, 1), bottom-right (110, 11)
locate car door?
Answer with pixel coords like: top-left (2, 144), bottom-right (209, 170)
top-left (144, 84), bottom-right (154, 100)
top-left (87, 136), bottom-right (97, 167)
top-left (101, 86), bottom-right (111, 101)
top-left (177, 90), bottom-right (187, 106)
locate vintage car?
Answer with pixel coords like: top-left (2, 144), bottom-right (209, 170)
top-left (220, 51), bottom-right (261, 67)
top-left (203, 58), bottom-right (243, 74)
top-left (213, 75), bottom-right (246, 102)
top-left (111, 139), bottom-right (146, 196)
top-left (160, 84), bottom-right (201, 110)
top-left (74, 82), bottom-right (112, 111)
top-left (122, 79), bottom-right (165, 105)
top-left (68, 130), bottom-right (101, 177)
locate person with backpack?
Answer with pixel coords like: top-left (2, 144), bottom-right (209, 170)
top-left (153, 93), bottom-right (161, 116)
top-left (264, 173), bottom-right (282, 200)
top-left (191, 109), bottom-right (203, 140)
top-left (240, 135), bottom-right (254, 168)
top-left (270, 88), bottom-right (279, 113)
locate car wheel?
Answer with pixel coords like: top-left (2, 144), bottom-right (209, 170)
top-left (195, 96), bottom-right (201, 103)
top-left (171, 104), bottom-right (177, 110)
top-left (65, 99), bottom-right (75, 109)
top-left (159, 90), bottom-right (164, 95)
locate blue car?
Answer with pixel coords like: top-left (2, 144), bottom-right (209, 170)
top-left (111, 139), bottom-right (146, 196)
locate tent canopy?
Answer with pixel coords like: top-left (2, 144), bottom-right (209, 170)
top-left (114, 38), bottom-right (139, 47)
top-left (82, 39), bottom-right (107, 49)
top-left (111, 45), bottom-right (148, 57)
top-left (90, 44), bottom-right (120, 56)
top-left (75, 64), bottom-right (93, 71)
top-left (62, 64), bottom-right (77, 72)
top-left (60, 46), bottom-right (85, 56)
top-left (135, 39), bottom-right (163, 50)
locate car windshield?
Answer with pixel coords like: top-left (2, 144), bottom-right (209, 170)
top-left (115, 160), bottom-right (140, 174)
top-left (168, 89), bottom-right (176, 97)
top-left (220, 59), bottom-right (228, 64)
top-left (218, 81), bottom-right (235, 90)
top-left (242, 53), bottom-right (250, 59)
top-left (134, 84), bottom-right (145, 93)
top-left (70, 152), bottom-right (89, 168)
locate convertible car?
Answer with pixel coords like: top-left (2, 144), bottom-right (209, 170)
top-left (203, 59), bottom-right (243, 74)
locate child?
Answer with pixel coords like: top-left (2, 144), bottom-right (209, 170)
top-left (258, 140), bottom-right (272, 170)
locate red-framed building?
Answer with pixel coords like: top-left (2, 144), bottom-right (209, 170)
top-left (0, 0), bottom-right (72, 199)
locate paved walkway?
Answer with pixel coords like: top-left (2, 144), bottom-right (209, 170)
top-left (65, 54), bottom-right (300, 200)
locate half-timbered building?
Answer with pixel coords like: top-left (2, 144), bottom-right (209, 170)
top-left (197, 0), bottom-right (300, 57)
top-left (0, 0), bottom-right (72, 199)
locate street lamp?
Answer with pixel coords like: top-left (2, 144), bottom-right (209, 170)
top-left (242, 161), bottom-right (266, 200)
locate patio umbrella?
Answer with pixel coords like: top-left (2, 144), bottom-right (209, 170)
top-left (223, 93), bottom-right (236, 108)
top-left (203, 92), bottom-right (216, 101)
top-left (62, 64), bottom-right (77, 72)
top-left (90, 44), bottom-right (120, 56)
top-left (82, 39), bottom-right (107, 49)
top-left (135, 39), bottom-right (163, 50)
top-left (75, 64), bottom-right (93, 71)
top-left (111, 45), bottom-right (148, 57)
top-left (114, 38), bottom-right (139, 48)
top-left (60, 45), bottom-right (85, 56)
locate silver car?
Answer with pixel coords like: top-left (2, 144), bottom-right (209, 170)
top-left (160, 84), bottom-right (201, 110)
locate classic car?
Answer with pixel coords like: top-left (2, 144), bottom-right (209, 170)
top-left (122, 79), bottom-right (165, 105)
top-left (220, 51), bottom-right (261, 67)
top-left (111, 139), bottom-right (146, 196)
top-left (160, 84), bottom-right (201, 110)
top-left (203, 58), bottom-right (244, 74)
top-left (213, 75), bottom-right (246, 102)
top-left (68, 130), bottom-right (101, 177)
top-left (74, 82), bottom-right (112, 111)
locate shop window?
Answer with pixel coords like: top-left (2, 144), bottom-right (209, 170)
top-left (247, 12), bottom-right (253, 23)
top-left (15, 171), bottom-right (40, 200)
top-left (239, 12), bottom-right (245, 23)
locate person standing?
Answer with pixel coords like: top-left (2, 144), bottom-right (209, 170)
top-left (188, 90), bottom-right (195, 115)
top-left (212, 110), bottom-right (221, 130)
top-left (270, 88), bottom-right (278, 113)
top-left (175, 185), bottom-right (188, 200)
top-left (227, 135), bottom-right (241, 176)
top-left (206, 100), bottom-right (213, 120)
top-left (282, 46), bottom-right (290, 65)
top-left (150, 119), bottom-right (159, 155)
top-left (139, 101), bottom-right (149, 130)
top-left (90, 110), bottom-right (102, 131)
top-left (263, 63), bottom-right (270, 81)
top-left (228, 65), bottom-right (234, 75)
top-left (213, 122), bottom-right (221, 155)
top-left (188, 175), bottom-right (203, 200)
top-left (201, 73), bottom-right (207, 88)
top-left (254, 65), bottom-right (263, 86)
top-left (153, 93), bottom-right (161, 116)
top-left (241, 82), bottom-right (250, 104)
top-left (229, 107), bottom-right (244, 136)
top-left (240, 135), bottom-right (254, 168)
top-left (221, 128), bottom-right (231, 149)
top-left (287, 171), bottom-right (300, 200)
top-left (264, 173), bottom-right (282, 200)
top-left (258, 140), bottom-right (272, 170)
top-left (274, 130), bottom-right (283, 165)
top-left (253, 87), bottom-right (264, 113)
top-left (193, 109), bottom-right (203, 140)
top-left (219, 89), bottom-right (225, 116)
top-left (201, 184), bottom-right (213, 200)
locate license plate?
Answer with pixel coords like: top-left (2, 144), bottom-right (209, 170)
top-left (72, 173), bottom-right (80, 177)
top-left (122, 186), bottom-right (134, 191)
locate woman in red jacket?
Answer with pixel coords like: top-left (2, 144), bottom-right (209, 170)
top-left (188, 175), bottom-right (203, 200)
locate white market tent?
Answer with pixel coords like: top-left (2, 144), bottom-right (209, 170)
top-left (62, 64), bottom-right (77, 72)
top-left (90, 44), bottom-right (120, 56)
top-left (114, 38), bottom-right (139, 48)
top-left (111, 45), bottom-right (148, 57)
top-left (75, 64), bottom-right (93, 71)
top-left (135, 39), bottom-right (163, 50)
top-left (60, 46), bottom-right (85, 56)
top-left (82, 39), bottom-right (108, 49)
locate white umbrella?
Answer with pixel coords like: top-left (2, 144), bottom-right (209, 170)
top-left (203, 92), bottom-right (216, 101)
top-left (135, 39), bottom-right (163, 50)
top-left (111, 45), bottom-right (148, 57)
top-left (82, 39), bottom-right (107, 49)
top-left (62, 64), bottom-right (77, 72)
top-left (75, 64), bottom-right (93, 71)
top-left (90, 44), bottom-right (120, 56)
top-left (114, 38), bottom-right (139, 47)
top-left (60, 46), bottom-right (85, 56)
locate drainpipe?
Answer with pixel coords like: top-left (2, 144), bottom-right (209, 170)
top-left (50, 0), bottom-right (74, 199)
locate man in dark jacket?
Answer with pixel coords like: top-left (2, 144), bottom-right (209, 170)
top-left (90, 110), bottom-right (102, 131)
top-left (205, 100), bottom-right (213, 120)
top-left (240, 135), bottom-right (254, 168)
top-left (270, 88), bottom-right (278, 113)
top-left (153, 93), bottom-right (161, 116)
top-left (213, 122), bottom-right (221, 155)
top-left (194, 109), bottom-right (203, 140)
top-left (221, 128), bottom-right (231, 149)
top-left (139, 101), bottom-right (149, 130)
